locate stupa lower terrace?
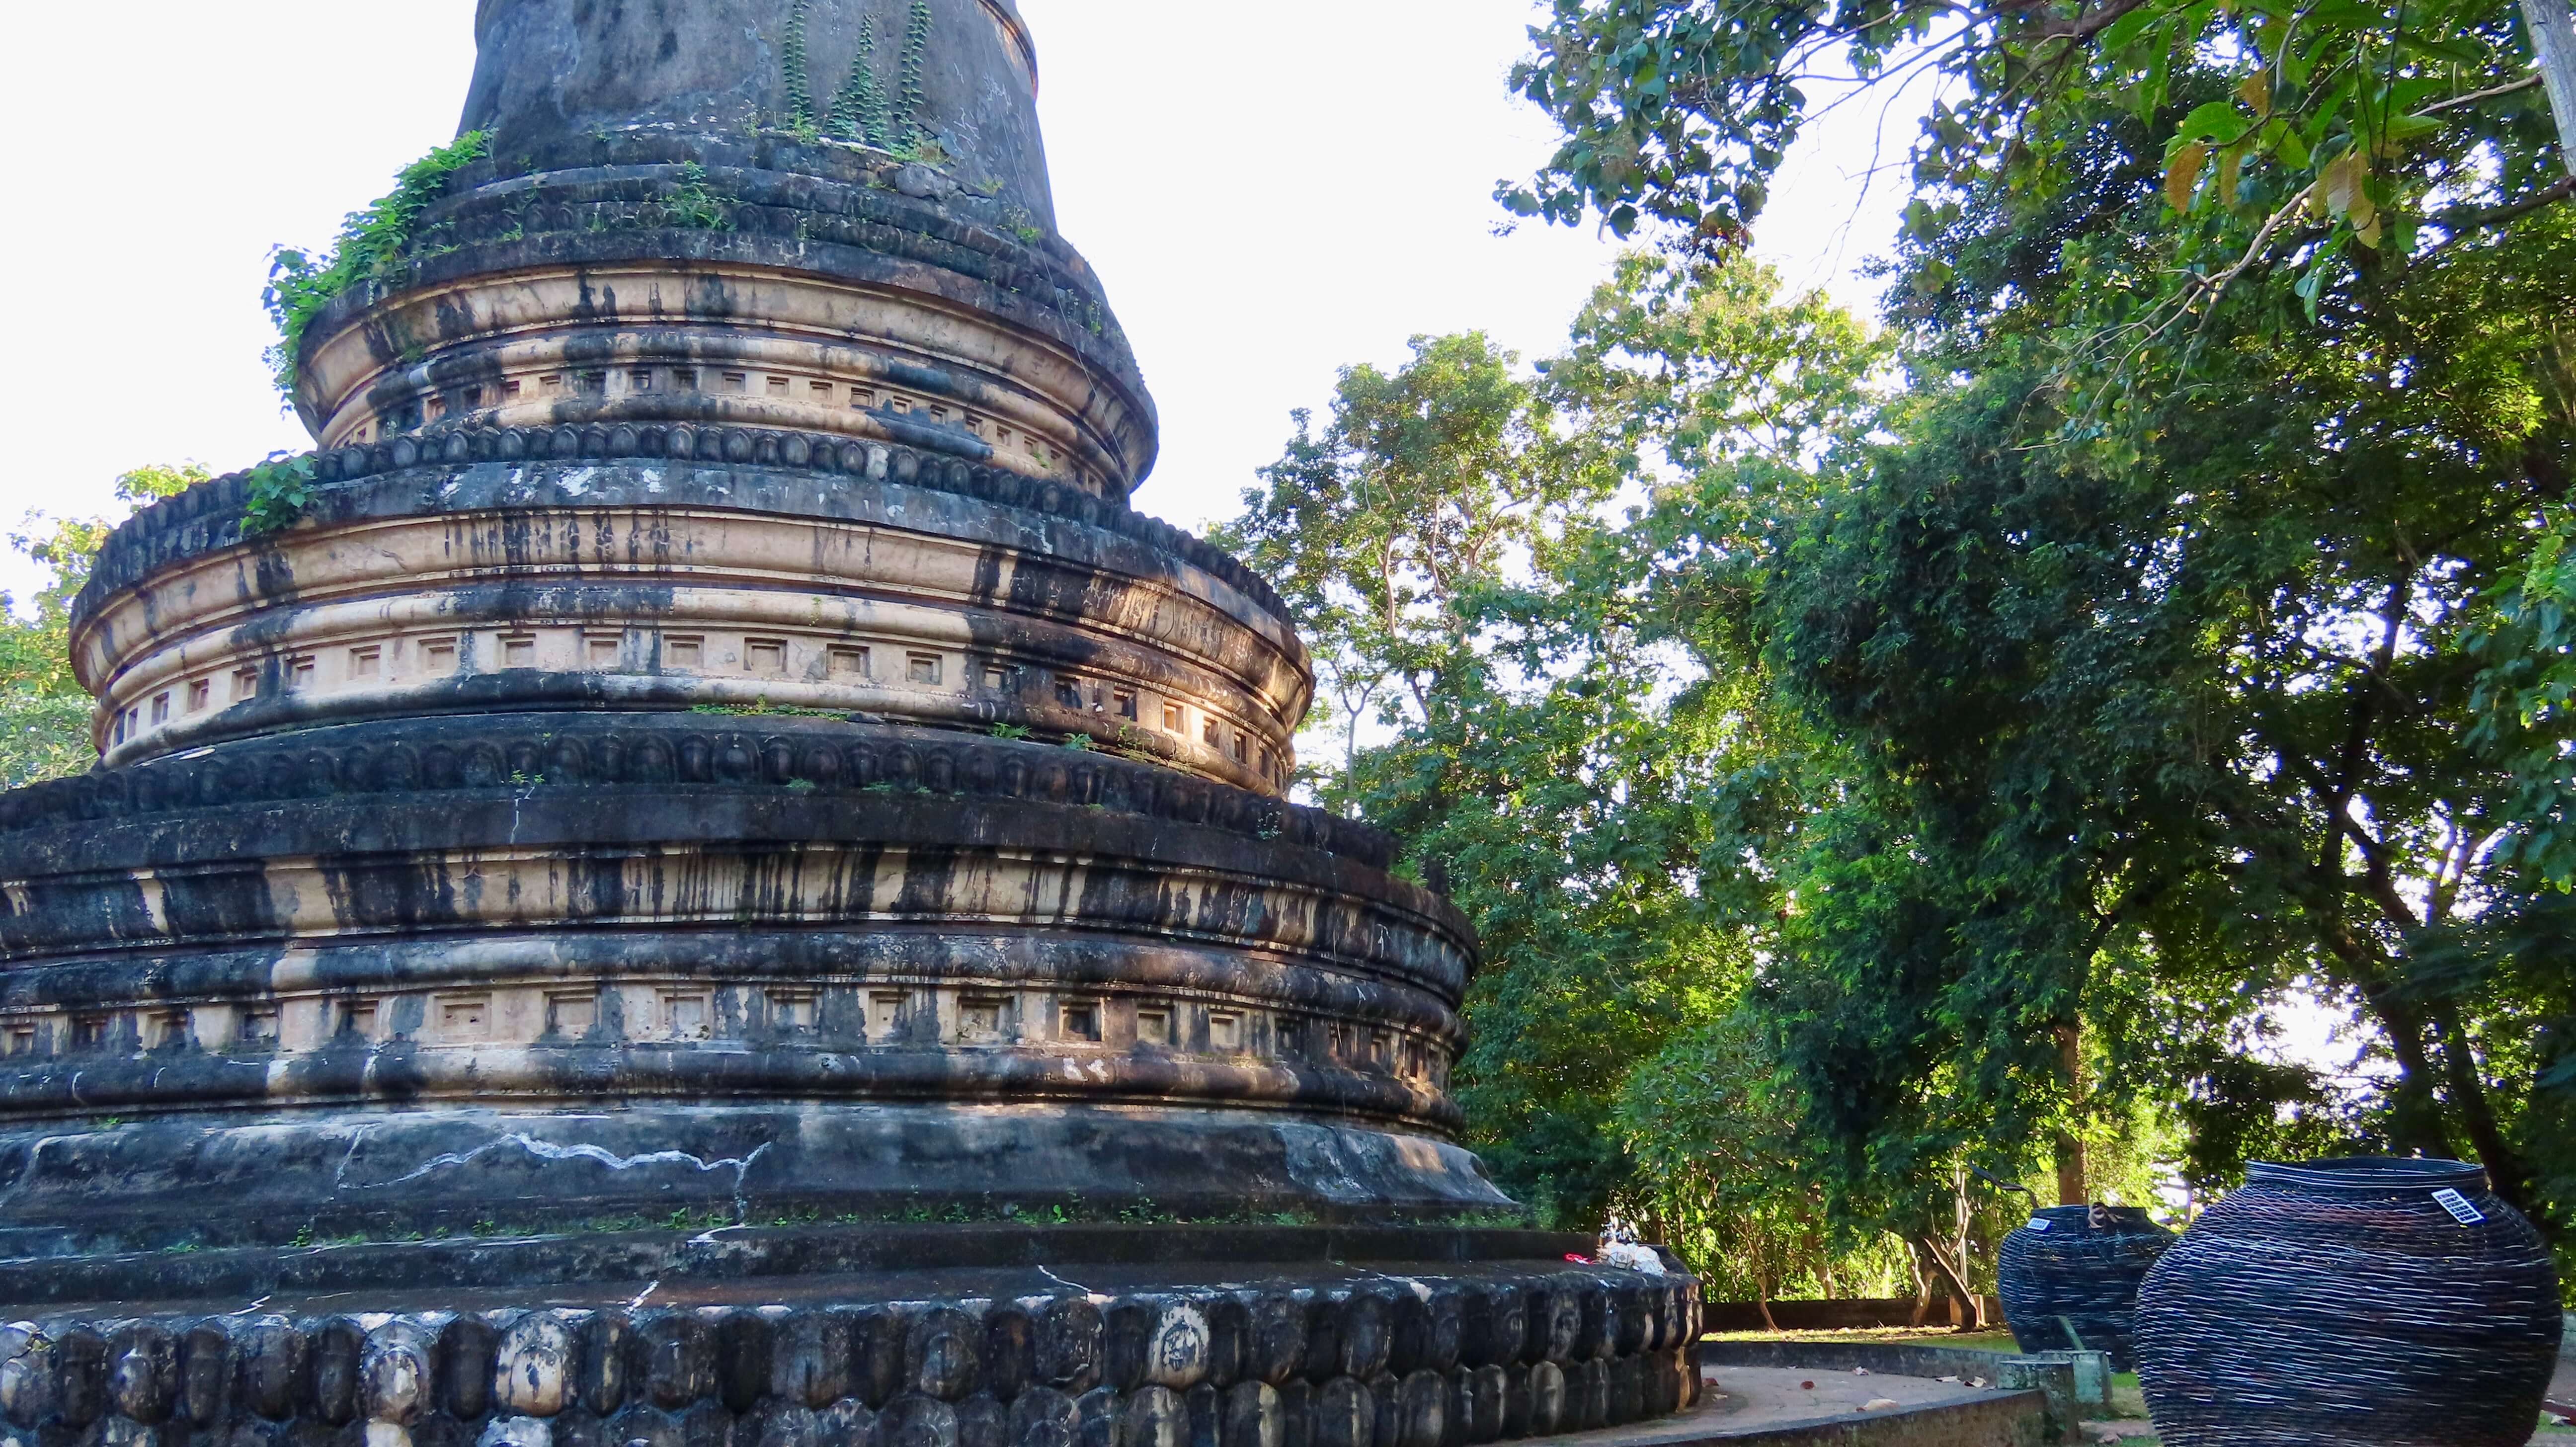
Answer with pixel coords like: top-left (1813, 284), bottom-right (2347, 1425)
top-left (0, 8), bottom-right (1698, 1445)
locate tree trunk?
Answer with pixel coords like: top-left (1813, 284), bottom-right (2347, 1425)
top-left (1906, 1242), bottom-right (1933, 1328)
top-left (2054, 1023), bottom-right (2088, 1206)
top-left (2527, 0), bottom-right (2576, 175)
top-left (1908, 1233), bottom-right (1984, 1332)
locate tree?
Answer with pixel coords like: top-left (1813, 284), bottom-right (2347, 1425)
top-left (1, 464), bottom-right (203, 788)
top-left (1220, 257), bottom-right (1890, 1230)
top-left (1500, 0), bottom-right (2576, 1289)
top-left (1503, 0), bottom-right (2573, 375)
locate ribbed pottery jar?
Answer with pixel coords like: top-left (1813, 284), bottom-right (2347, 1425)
top-left (1997, 1204), bottom-right (2174, 1370)
top-left (2135, 1157), bottom-right (2564, 1447)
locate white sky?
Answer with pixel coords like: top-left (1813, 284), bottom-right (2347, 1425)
top-left (0, 0), bottom-right (1915, 606)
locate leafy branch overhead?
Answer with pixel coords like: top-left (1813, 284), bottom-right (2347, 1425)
top-left (1504, 0), bottom-right (2575, 324)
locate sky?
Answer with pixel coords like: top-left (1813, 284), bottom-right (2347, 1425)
top-left (0, 0), bottom-right (1920, 607)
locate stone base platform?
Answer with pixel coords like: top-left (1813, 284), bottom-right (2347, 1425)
top-left (1529, 1368), bottom-right (2048, 1446)
top-left (0, 1227), bottom-right (1701, 1447)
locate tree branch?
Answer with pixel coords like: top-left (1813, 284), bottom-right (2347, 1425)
top-left (2428, 173), bottom-right (2576, 233)
top-left (2417, 72), bottom-right (2544, 117)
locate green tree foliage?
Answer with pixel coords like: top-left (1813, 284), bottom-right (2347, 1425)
top-left (1220, 258), bottom-right (1896, 1239)
top-left (1, 465), bottom-right (204, 788)
top-left (1504, 0), bottom-right (2568, 276)
top-left (1500, 0), bottom-right (2576, 1299)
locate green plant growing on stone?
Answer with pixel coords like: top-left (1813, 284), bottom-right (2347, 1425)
top-left (240, 453), bottom-right (319, 534)
top-left (989, 722), bottom-right (1032, 740)
top-left (263, 131), bottom-right (490, 397)
top-left (1060, 733), bottom-right (1094, 752)
top-left (781, 0), bottom-right (816, 135)
top-left (829, 17), bottom-right (893, 147)
top-left (896, 0), bottom-right (934, 149)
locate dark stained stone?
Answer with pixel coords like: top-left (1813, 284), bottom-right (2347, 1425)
top-left (1523, 1367), bottom-right (1561, 1440)
top-left (610, 1404), bottom-right (685, 1447)
top-left (309, 1321), bottom-right (364, 1427)
top-left (907, 1310), bottom-right (983, 1402)
top-left (582, 1314), bottom-right (629, 1420)
top-left (981, 1310), bottom-right (1034, 1405)
top-left (878, 1395), bottom-right (959, 1447)
top-left (1272, 1382), bottom-right (1310, 1447)
top-left (180, 1326), bottom-right (232, 1429)
top-left (108, 1326), bottom-right (178, 1426)
top-left (639, 1315), bottom-right (717, 1412)
top-left (853, 1311), bottom-right (907, 1410)
top-left (1071, 1388), bottom-right (1120, 1447)
top-left (774, 1314), bottom-right (851, 1411)
top-left (441, 1320), bottom-right (498, 1422)
top-left (954, 1393), bottom-right (1005, 1447)
top-left (1032, 1304), bottom-right (1098, 1400)
top-left (720, 1314), bottom-right (776, 1415)
top-left (1101, 1305), bottom-right (1149, 1397)
top-left (1242, 1301), bottom-right (1302, 1391)
top-left (240, 1327), bottom-right (308, 1425)
top-left (1215, 1382), bottom-right (1278, 1447)
top-left (1001, 1387), bottom-right (1074, 1447)
top-left (1200, 1302), bottom-right (1245, 1395)
top-left (1182, 1384), bottom-right (1218, 1447)
top-left (1574, 1362), bottom-right (1606, 1433)
top-left (1307, 1381), bottom-right (1366, 1447)
top-left (1332, 1303), bottom-right (1386, 1386)
top-left (816, 1399), bottom-right (876, 1447)
top-left (1465, 1370), bottom-right (1502, 1446)
top-left (1117, 1388), bottom-right (1181, 1447)
top-left (760, 1403), bottom-right (822, 1447)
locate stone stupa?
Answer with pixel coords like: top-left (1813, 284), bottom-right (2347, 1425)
top-left (0, 4), bottom-right (1698, 1444)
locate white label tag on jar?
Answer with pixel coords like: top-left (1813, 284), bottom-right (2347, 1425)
top-left (2431, 1188), bottom-right (2485, 1225)
top-left (2027, 1218), bottom-right (2051, 1231)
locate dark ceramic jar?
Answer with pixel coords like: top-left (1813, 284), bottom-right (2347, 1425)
top-left (1997, 1204), bottom-right (2174, 1369)
top-left (2135, 1157), bottom-right (2564, 1447)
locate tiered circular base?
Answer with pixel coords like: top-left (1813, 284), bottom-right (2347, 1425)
top-left (0, 1228), bottom-right (1703, 1447)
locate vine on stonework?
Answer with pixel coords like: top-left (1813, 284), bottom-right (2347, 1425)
top-left (896, 0), bottom-right (933, 149)
top-left (782, 0), bottom-right (817, 134)
top-left (261, 131), bottom-right (490, 399)
top-left (787, 1), bottom-right (934, 155)
top-left (829, 17), bottom-right (892, 148)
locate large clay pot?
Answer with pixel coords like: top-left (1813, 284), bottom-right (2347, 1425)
top-left (2135, 1157), bottom-right (2564, 1447)
top-left (1997, 1204), bottom-right (2174, 1370)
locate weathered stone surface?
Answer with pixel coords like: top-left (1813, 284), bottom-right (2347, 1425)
top-left (1307, 1381), bottom-right (1366, 1447)
top-left (1242, 1300), bottom-right (1301, 1391)
top-left (1216, 1382), bottom-right (1279, 1447)
top-left (495, 1317), bottom-right (575, 1420)
top-left (461, 0), bottom-right (1053, 228)
top-left (1119, 1388), bottom-right (1182, 1447)
top-left (980, 1310), bottom-right (1032, 1406)
top-left (1000, 1387), bottom-right (1072, 1447)
top-left (109, 1326), bottom-right (177, 1426)
top-left (879, 1395), bottom-right (958, 1447)
top-left (1071, 1388), bottom-right (1118, 1447)
top-left (907, 1311), bottom-right (982, 1403)
top-left (1523, 1365), bottom-right (1561, 1440)
top-left (1030, 1303), bottom-right (1097, 1400)
top-left (954, 1394), bottom-right (1006, 1447)
top-left (640, 1316), bottom-right (717, 1413)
